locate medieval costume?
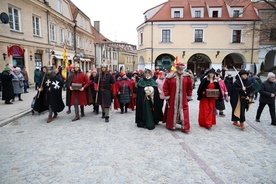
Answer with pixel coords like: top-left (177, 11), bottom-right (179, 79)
top-left (135, 69), bottom-right (163, 130)
top-left (90, 68), bottom-right (99, 114)
top-left (113, 71), bottom-right (134, 113)
top-left (1, 67), bottom-right (14, 104)
top-left (215, 72), bottom-right (229, 117)
top-left (163, 62), bottom-right (193, 133)
top-left (94, 63), bottom-right (115, 122)
top-left (37, 66), bottom-right (65, 123)
top-left (255, 72), bottom-right (276, 126)
top-left (230, 69), bottom-right (254, 130)
top-left (197, 68), bottom-right (222, 130)
top-left (65, 64), bottom-right (74, 114)
top-left (69, 62), bottom-right (90, 121)
top-left (224, 73), bottom-right (233, 96)
top-left (156, 71), bottom-right (166, 109)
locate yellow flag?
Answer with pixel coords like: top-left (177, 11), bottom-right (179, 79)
top-left (170, 56), bottom-right (178, 72)
top-left (62, 45), bottom-right (68, 79)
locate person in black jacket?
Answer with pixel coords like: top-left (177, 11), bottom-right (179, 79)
top-left (255, 72), bottom-right (276, 126)
top-left (1, 67), bottom-right (14, 104)
top-left (230, 70), bottom-right (254, 130)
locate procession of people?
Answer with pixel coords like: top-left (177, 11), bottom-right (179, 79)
top-left (1, 59), bottom-right (275, 132)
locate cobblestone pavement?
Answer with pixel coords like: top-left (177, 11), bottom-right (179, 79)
top-left (0, 83), bottom-right (275, 184)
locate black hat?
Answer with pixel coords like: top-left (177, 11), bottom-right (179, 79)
top-left (206, 68), bottom-right (216, 75)
top-left (238, 70), bottom-right (249, 76)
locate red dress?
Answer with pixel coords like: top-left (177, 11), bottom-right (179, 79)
top-left (198, 82), bottom-right (217, 128)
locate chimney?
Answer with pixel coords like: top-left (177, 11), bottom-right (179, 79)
top-left (94, 21), bottom-right (100, 32)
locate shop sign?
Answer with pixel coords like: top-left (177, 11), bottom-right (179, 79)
top-left (8, 45), bottom-right (24, 57)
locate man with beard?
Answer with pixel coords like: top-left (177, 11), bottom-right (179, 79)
top-left (163, 62), bottom-right (193, 133)
top-left (230, 69), bottom-right (254, 130)
top-left (37, 66), bottom-right (65, 123)
top-left (94, 63), bottom-right (115, 123)
top-left (135, 69), bottom-right (163, 130)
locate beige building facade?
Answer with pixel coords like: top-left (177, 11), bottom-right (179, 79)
top-left (137, 0), bottom-right (261, 76)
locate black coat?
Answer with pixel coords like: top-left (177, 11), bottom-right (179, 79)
top-left (259, 80), bottom-right (276, 104)
top-left (95, 72), bottom-right (115, 107)
top-left (1, 71), bottom-right (14, 101)
top-left (230, 78), bottom-right (254, 122)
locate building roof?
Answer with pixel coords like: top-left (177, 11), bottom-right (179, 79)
top-left (90, 25), bottom-right (111, 43)
top-left (146, 0), bottom-right (260, 22)
top-left (253, 1), bottom-right (276, 10)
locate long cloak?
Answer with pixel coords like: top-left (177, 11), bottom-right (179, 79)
top-left (163, 72), bottom-right (193, 131)
top-left (135, 77), bottom-right (163, 130)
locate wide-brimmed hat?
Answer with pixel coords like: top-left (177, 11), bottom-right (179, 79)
top-left (206, 68), bottom-right (216, 75)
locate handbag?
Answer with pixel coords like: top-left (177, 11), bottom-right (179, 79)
top-left (71, 83), bottom-right (82, 90)
top-left (206, 89), bottom-right (220, 98)
top-left (19, 81), bottom-right (24, 87)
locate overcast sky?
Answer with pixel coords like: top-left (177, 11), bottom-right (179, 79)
top-left (70, 0), bottom-right (166, 46)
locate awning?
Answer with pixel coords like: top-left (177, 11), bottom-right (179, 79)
top-left (80, 58), bottom-right (91, 62)
top-left (53, 55), bottom-right (63, 59)
top-left (53, 55), bottom-right (73, 60)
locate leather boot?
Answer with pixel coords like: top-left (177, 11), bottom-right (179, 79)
top-left (233, 121), bottom-right (240, 127)
top-left (105, 116), bottom-right (109, 123)
top-left (47, 115), bottom-right (52, 123)
top-left (53, 112), bottom-right (58, 119)
top-left (80, 106), bottom-right (85, 117)
top-left (240, 122), bottom-right (245, 130)
top-left (102, 112), bottom-right (105, 119)
top-left (72, 108), bottom-right (80, 121)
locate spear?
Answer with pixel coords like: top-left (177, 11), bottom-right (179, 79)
top-left (233, 66), bottom-right (246, 94)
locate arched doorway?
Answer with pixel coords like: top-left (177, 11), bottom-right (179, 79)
top-left (264, 50), bottom-right (276, 71)
top-left (222, 53), bottom-right (245, 70)
top-left (155, 54), bottom-right (175, 72)
top-left (187, 53), bottom-right (211, 77)
top-left (138, 56), bottom-right (145, 70)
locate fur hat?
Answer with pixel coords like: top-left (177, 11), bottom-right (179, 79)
top-left (176, 62), bottom-right (185, 70)
top-left (238, 69), bottom-right (249, 76)
top-left (267, 72), bottom-right (275, 79)
top-left (74, 62), bottom-right (80, 68)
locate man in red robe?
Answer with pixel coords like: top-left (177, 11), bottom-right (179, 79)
top-left (163, 62), bottom-right (193, 133)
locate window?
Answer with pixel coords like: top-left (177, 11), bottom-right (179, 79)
top-left (140, 32), bottom-right (143, 45)
top-left (212, 11), bottom-right (218, 17)
top-left (174, 11), bottom-right (180, 18)
top-left (57, 0), bottom-right (62, 13)
top-left (60, 28), bottom-right (64, 43)
top-left (233, 10), bottom-right (239, 18)
top-left (270, 28), bottom-right (276, 41)
top-left (32, 15), bottom-right (41, 36)
top-left (232, 30), bottom-right (241, 43)
top-left (195, 29), bottom-right (203, 42)
top-left (195, 11), bottom-right (201, 18)
top-left (8, 6), bottom-right (21, 31)
top-left (76, 35), bottom-right (80, 48)
top-left (162, 29), bottom-right (171, 43)
top-left (50, 24), bottom-right (56, 41)
top-left (67, 31), bottom-right (71, 45)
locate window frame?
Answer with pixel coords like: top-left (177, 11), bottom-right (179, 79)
top-left (195, 11), bottom-right (201, 18)
top-left (60, 28), bottom-right (64, 43)
top-left (233, 10), bottom-right (240, 18)
top-left (32, 15), bottom-right (41, 36)
top-left (140, 32), bottom-right (143, 45)
top-left (50, 23), bottom-right (56, 41)
top-left (232, 30), bottom-right (242, 43)
top-left (8, 5), bottom-right (21, 32)
top-left (161, 29), bottom-right (171, 43)
top-left (174, 11), bottom-right (180, 18)
top-left (57, 0), bottom-right (62, 13)
top-left (194, 29), bottom-right (204, 43)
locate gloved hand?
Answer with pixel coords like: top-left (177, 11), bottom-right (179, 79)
top-left (187, 96), bottom-right (192, 102)
top-left (225, 94), bottom-right (229, 102)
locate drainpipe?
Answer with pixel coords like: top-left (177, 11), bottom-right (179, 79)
top-left (46, 10), bottom-right (50, 65)
top-left (251, 21), bottom-right (255, 65)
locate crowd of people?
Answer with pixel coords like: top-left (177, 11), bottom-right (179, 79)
top-left (1, 61), bottom-right (275, 131)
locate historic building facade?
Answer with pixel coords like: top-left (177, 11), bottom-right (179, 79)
top-left (137, 0), bottom-right (261, 76)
